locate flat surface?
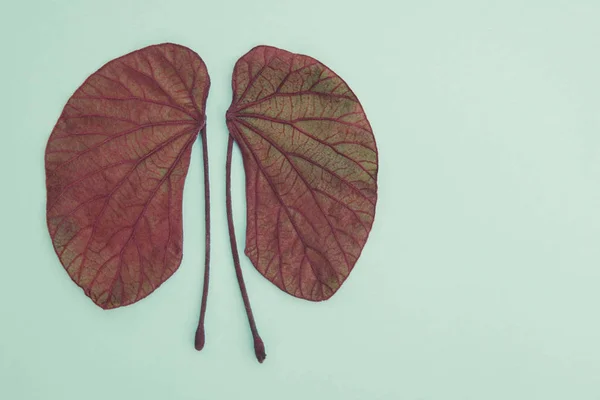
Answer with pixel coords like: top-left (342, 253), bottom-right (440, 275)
top-left (1, 1), bottom-right (599, 399)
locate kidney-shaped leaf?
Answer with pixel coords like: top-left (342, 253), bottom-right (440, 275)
top-left (45, 43), bottom-right (210, 309)
top-left (226, 46), bottom-right (378, 301)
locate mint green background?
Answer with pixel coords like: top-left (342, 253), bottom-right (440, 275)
top-left (1, 1), bottom-right (600, 399)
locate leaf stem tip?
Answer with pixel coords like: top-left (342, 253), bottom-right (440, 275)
top-left (254, 336), bottom-right (266, 363)
top-left (194, 326), bottom-right (205, 351)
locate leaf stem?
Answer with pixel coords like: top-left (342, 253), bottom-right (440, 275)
top-left (226, 135), bottom-right (266, 363)
top-left (195, 126), bottom-right (210, 351)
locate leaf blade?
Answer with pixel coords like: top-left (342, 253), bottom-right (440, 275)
top-left (45, 43), bottom-right (210, 309)
top-left (227, 46), bottom-right (377, 301)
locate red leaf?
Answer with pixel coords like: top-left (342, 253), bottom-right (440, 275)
top-left (226, 46), bottom-right (378, 301)
top-left (45, 43), bottom-right (210, 309)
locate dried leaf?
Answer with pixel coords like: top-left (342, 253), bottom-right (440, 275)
top-left (45, 43), bottom-right (210, 309)
top-left (226, 46), bottom-right (378, 301)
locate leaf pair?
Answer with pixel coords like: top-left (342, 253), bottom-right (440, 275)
top-left (45, 43), bottom-right (378, 362)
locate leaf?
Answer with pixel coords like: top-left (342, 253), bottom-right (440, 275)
top-left (45, 43), bottom-right (210, 309)
top-left (225, 45), bottom-right (378, 302)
